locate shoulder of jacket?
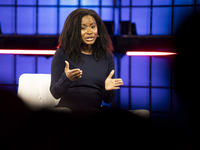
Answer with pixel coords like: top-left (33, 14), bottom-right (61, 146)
top-left (107, 51), bottom-right (114, 59)
top-left (54, 48), bottom-right (65, 56)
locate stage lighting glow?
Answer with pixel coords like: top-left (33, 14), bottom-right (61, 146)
top-left (126, 51), bottom-right (177, 56)
top-left (0, 49), bottom-right (177, 56)
top-left (0, 49), bottom-right (56, 55)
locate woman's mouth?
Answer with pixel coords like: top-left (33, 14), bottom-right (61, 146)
top-left (85, 37), bottom-right (95, 41)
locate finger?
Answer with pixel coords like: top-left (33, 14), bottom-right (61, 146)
top-left (70, 69), bottom-right (82, 74)
top-left (114, 79), bottom-right (123, 82)
top-left (70, 68), bottom-right (81, 72)
top-left (114, 81), bottom-right (123, 87)
top-left (114, 84), bottom-right (121, 87)
top-left (74, 75), bottom-right (82, 79)
top-left (114, 84), bottom-right (122, 88)
top-left (73, 74), bottom-right (82, 81)
top-left (65, 61), bottom-right (69, 71)
top-left (73, 70), bottom-right (82, 77)
top-left (113, 87), bottom-right (120, 90)
top-left (115, 79), bottom-right (123, 84)
top-left (107, 70), bottom-right (115, 79)
top-left (115, 78), bottom-right (123, 80)
top-left (72, 70), bottom-right (82, 76)
top-left (67, 69), bottom-right (82, 80)
top-left (73, 73), bottom-right (82, 78)
top-left (115, 81), bottom-right (123, 86)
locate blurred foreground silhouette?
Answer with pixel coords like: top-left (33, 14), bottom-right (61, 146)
top-left (0, 88), bottom-right (197, 150)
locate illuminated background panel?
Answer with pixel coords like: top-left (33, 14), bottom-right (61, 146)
top-left (16, 55), bottom-right (36, 84)
top-left (120, 55), bottom-right (129, 86)
top-left (17, 7), bottom-right (36, 34)
top-left (0, 6), bottom-right (15, 34)
top-left (81, 0), bottom-right (99, 6)
top-left (121, 7), bottom-right (130, 21)
top-left (0, 55), bottom-right (14, 84)
top-left (151, 57), bottom-right (171, 87)
top-left (102, 0), bottom-right (113, 6)
top-left (17, 0), bottom-right (36, 5)
top-left (114, 56), bottom-right (119, 78)
top-left (131, 88), bottom-right (149, 110)
top-left (120, 87), bottom-right (129, 110)
top-left (131, 8), bottom-right (150, 35)
top-left (59, 7), bottom-right (78, 34)
top-left (151, 88), bottom-right (171, 112)
top-left (152, 7), bottom-right (172, 35)
top-left (122, 0), bottom-right (130, 6)
top-left (37, 56), bottom-right (53, 74)
top-left (153, 0), bottom-right (172, 5)
top-left (59, 0), bottom-right (78, 5)
top-left (114, 8), bottom-right (120, 35)
top-left (0, 0), bottom-right (14, 5)
top-left (131, 56), bottom-right (149, 86)
top-left (174, 0), bottom-right (194, 5)
top-left (101, 8), bottom-right (113, 21)
top-left (38, 0), bottom-right (57, 5)
top-left (131, 0), bottom-right (151, 6)
top-left (38, 7), bottom-right (57, 34)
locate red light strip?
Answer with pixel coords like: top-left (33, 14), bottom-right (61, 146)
top-left (0, 49), bottom-right (56, 55)
top-left (126, 51), bottom-right (177, 56)
top-left (0, 49), bottom-right (177, 56)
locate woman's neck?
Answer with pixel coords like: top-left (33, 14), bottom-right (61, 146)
top-left (81, 44), bottom-right (92, 54)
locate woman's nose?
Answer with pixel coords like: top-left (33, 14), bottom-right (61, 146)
top-left (86, 28), bottom-right (92, 34)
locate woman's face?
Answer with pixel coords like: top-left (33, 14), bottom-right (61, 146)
top-left (81, 15), bottom-right (98, 45)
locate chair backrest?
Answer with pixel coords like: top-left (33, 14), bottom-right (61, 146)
top-left (17, 74), bottom-right (60, 110)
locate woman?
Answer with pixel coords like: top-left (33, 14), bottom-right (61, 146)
top-left (50, 8), bottom-right (123, 110)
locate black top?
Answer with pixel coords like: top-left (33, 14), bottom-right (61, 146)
top-left (50, 48), bottom-right (116, 109)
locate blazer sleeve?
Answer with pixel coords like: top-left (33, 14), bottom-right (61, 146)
top-left (50, 49), bottom-right (72, 99)
top-left (102, 53), bottom-right (116, 103)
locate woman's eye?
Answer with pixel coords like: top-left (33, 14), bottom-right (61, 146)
top-left (81, 27), bottom-right (86, 30)
top-left (91, 26), bottom-right (96, 29)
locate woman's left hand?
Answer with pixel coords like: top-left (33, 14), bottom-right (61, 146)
top-left (105, 70), bottom-right (123, 91)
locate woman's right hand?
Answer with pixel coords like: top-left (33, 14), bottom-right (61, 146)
top-left (64, 61), bottom-right (82, 81)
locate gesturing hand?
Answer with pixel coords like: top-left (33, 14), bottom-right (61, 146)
top-left (64, 61), bottom-right (82, 81)
top-left (105, 70), bottom-right (123, 91)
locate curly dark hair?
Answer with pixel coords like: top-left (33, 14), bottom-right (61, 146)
top-left (58, 8), bottom-right (113, 63)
